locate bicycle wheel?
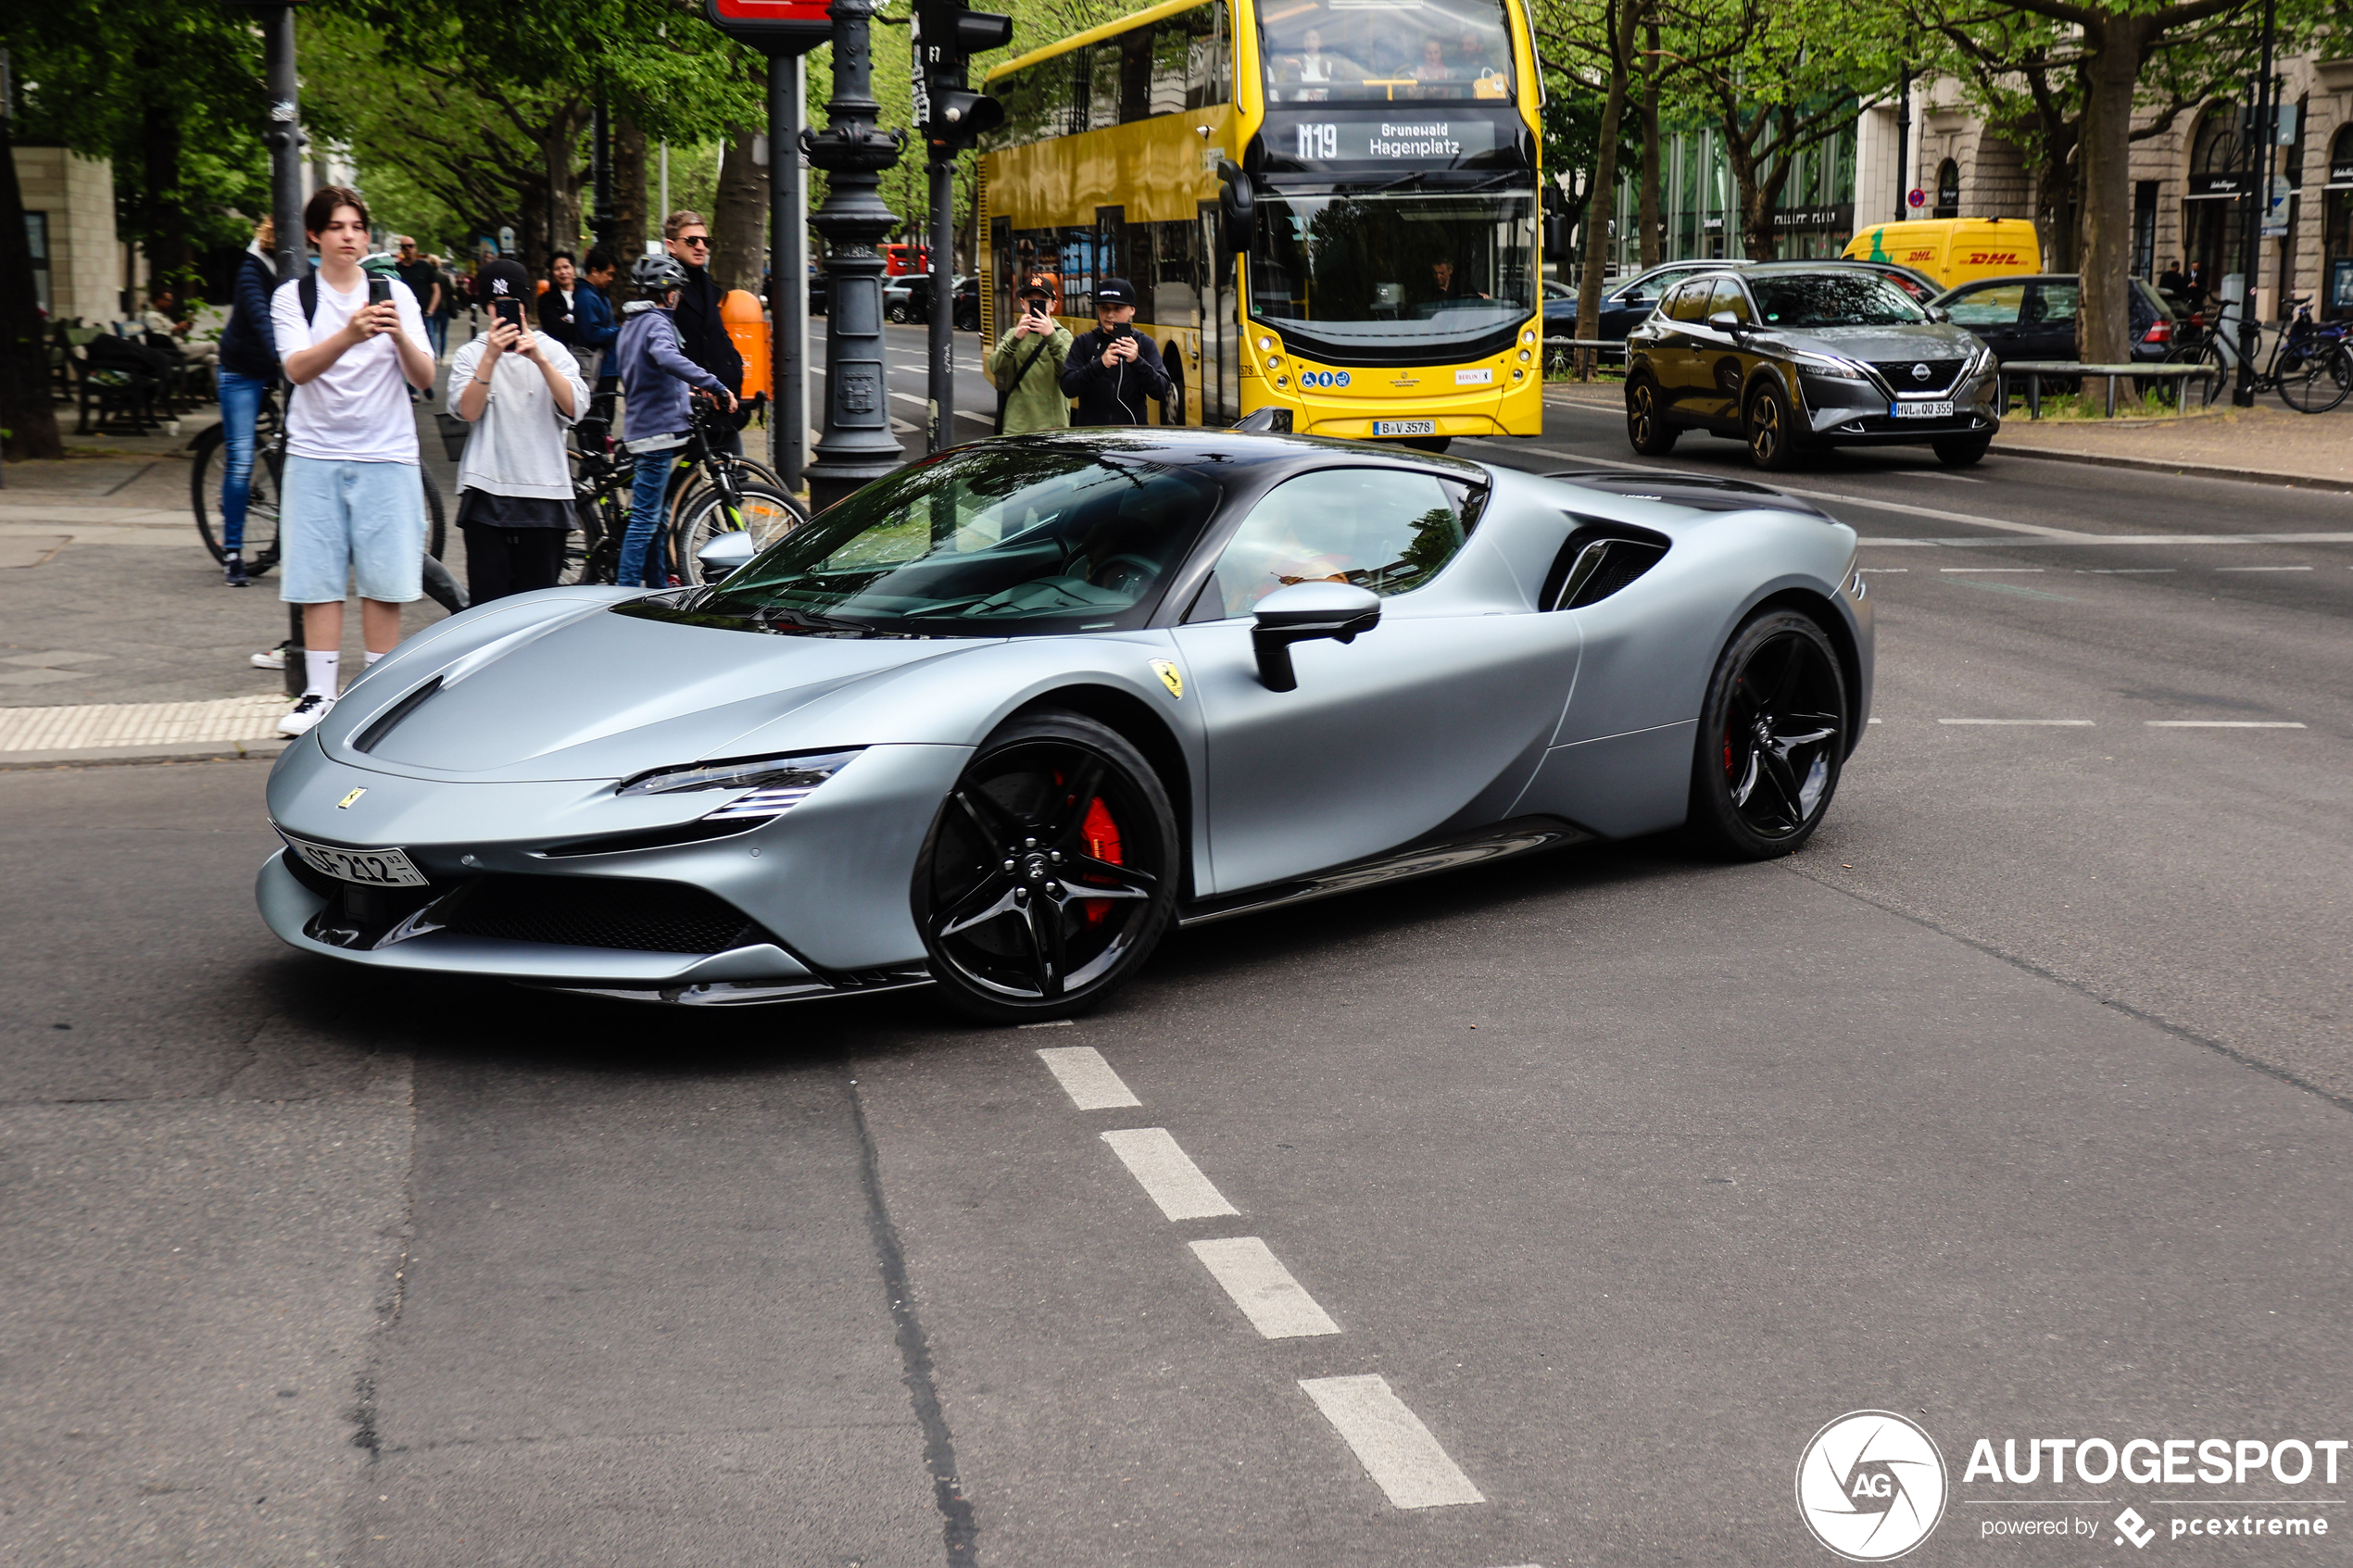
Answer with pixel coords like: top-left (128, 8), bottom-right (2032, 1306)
top-left (672, 481), bottom-right (808, 585)
top-left (2162, 342), bottom-right (2226, 408)
top-left (663, 457), bottom-right (788, 541)
top-left (190, 425), bottom-right (283, 571)
top-left (2276, 341), bottom-right (2353, 414)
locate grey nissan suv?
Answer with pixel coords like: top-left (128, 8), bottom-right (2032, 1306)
top-left (1623, 262), bottom-right (2001, 470)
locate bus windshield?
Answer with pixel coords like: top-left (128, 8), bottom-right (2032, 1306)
top-left (1262, 0), bottom-right (1516, 105)
top-left (1249, 188), bottom-right (1537, 352)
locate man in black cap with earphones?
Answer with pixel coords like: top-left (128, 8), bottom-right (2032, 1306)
top-left (1061, 278), bottom-right (1172, 427)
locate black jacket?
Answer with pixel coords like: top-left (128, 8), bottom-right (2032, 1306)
top-left (1060, 327), bottom-right (1171, 426)
top-left (539, 283), bottom-right (581, 347)
top-left (217, 250), bottom-right (280, 380)
top-left (673, 263), bottom-right (744, 396)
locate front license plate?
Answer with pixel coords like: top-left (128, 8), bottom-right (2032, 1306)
top-left (283, 834), bottom-right (429, 887)
top-left (1892, 400), bottom-right (1957, 420)
top-left (1375, 419), bottom-right (1438, 437)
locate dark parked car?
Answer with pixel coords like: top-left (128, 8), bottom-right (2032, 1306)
top-left (884, 274), bottom-right (981, 330)
top-left (1543, 259), bottom-right (1753, 341)
top-left (1930, 274), bottom-right (2177, 365)
top-left (1624, 262), bottom-right (2000, 470)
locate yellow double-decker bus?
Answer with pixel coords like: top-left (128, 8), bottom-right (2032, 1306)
top-left (977, 0), bottom-right (1544, 447)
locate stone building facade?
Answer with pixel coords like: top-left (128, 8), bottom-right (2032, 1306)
top-left (13, 144), bottom-right (120, 323)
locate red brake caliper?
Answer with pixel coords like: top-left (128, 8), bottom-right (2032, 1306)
top-left (1080, 796), bottom-right (1123, 925)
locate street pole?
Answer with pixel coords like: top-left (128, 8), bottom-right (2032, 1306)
top-left (1894, 68), bottom-right (1911, 223)
top-left (802, 0), bottom-right (905, 511)
top-left (263, 2), bottom-right (307, 697)
top-left (768, 54), bottom-right (809, 493)
top-left (925, 152), bottom-right (954, 453)
top-left (2233, 0), bottom-right (2277, 408)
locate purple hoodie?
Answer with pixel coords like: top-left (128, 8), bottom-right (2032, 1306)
top-left (616, 301), bottom-right (725, 439)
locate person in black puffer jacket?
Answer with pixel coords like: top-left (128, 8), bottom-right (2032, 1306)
top-left (213, 216), bottom-right (282, 586)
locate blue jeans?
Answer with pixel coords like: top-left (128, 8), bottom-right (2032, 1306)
top-left (425, 315), bottom-right (448, 358)
top-left (216, 369), bottom-right (271, 554)
top-left (617, 447), bottom-right (678, 589)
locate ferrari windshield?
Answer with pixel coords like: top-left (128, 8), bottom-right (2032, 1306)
top-left (1250, 188), bottom-right (1537, 350)
top-left (1749, 273), bottom-right (1928, 329)
top-left (666, 446), bottom-right (1222, 637)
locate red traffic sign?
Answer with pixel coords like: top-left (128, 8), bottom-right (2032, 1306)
top-left (1906, 187), bottom-right (1927, 208)
top-left (705, 0), bottom-right (831, 49)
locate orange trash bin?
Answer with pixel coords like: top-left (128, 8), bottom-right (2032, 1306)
top-left (722, 288), bottom-right (772, 401)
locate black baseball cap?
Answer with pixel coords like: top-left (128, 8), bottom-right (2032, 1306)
top-left (478, 258), bottom-right (532, 307)
top-left (1017, 279), bottom-right (1053, 301)
top-left (1095, 278), bottom-right (1138, 307)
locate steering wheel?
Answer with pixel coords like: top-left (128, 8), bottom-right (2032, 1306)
top-left (1088, 553), bottom-right (1164, 596)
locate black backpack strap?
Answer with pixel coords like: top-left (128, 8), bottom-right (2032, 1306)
top-left (299, 273), bottom-right (317, 327)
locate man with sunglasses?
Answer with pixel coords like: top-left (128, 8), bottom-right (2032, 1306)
top-left (661, 211), bottom-right (744, 424)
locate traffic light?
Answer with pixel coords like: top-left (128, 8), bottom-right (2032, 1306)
top-left (912, 0), bottom-right (1013, 148)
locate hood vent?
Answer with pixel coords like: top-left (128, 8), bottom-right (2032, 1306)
top-left (351, 676), bottom-right (445, 754)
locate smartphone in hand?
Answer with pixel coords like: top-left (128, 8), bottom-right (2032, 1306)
top-left (367, 275), bottom-right (394, 307)
top-left (493, 299), bottom-right (523, 331)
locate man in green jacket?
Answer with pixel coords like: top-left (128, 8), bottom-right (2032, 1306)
top-left (987, 282), bottom-right (1074, 436)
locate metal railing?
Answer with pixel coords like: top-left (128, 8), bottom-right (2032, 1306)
top-left (1542, 338), bottom-right (1629, 378)
top-left (1995, 361), bottom-right (2221, 419)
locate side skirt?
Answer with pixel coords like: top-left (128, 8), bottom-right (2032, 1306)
top-left (1176, 816), bottom-right (1591, 930)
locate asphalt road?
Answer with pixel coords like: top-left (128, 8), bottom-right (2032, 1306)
top-left (3, 324), bottom-right (2348, 1567)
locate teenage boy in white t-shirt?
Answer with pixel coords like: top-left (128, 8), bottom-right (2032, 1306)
top-left (271, 184), bottom-right (436, 735)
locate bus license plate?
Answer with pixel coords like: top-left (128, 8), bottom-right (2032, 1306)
top-left (283, 834), bottom-right (430, 887)
top-left (1375, 420), bottom-right (1438, 437)
top-left (1892, 401), bottom-right (1956, 420)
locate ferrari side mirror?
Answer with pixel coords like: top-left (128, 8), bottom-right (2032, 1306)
top-left (1251, 581), bottom-right (1381, 692)
top-left (698, 531), bottom-right (759, 584)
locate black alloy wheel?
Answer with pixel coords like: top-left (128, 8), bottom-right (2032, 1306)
top-left (1626, 374), bottom-right (1679, 455)
top-left (1687, 609), bottom-right (1848, 859)
top-left (1744, 383), bottom-right (1799, 471)
top-left (1932, 433), bottom-right (1992, 467)
top-left (915, 712), bottom-right (1179, 1022)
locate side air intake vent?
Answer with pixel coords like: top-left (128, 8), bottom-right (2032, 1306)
top-left (352, 676), bottom-right (444, 754)
top-left (1541, 518), bottom-right (1670, 610)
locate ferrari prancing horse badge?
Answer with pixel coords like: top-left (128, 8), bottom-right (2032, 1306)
top-left (1149, 659), bottom-right (1182, 700)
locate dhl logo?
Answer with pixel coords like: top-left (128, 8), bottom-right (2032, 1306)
top-left (1905, 249), bottom-right (1936, 261)
top-left (1964, 252), bottom-right (2023, 265)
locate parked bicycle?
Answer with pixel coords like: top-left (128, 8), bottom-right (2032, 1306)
top-left (561, 391), bottom-right (805, 587)
top-left (2164, 295), bottom-right (2353, 413)
top-left (193, 381), bottom-right (450, 571)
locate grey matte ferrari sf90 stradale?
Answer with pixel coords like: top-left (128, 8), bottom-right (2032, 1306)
top-left (259, 430), bottom-right (1871, 1020)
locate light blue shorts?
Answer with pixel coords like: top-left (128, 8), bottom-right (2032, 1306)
top-left (279, 456), bottom-right (426, 605)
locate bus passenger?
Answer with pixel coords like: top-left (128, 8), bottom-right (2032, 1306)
top-left (1061, 279), bottom-right (1172, 428)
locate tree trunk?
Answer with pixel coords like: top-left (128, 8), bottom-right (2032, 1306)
top-left (134, 46), bottom-right (187, 302)
top-left (541, 103), bottom-right (588, 269)
top-left (1574, 0), bottom-right (1635, 376)
top-left (1638, 17), bottom-right (1662, 270)
top-left (0, 113), bottom-right (66, 461)
top-left (613, 115), bottom-right (649, 271)
top-left (713, 127), bottom-right (769, 295)
top-left (2075, 17), bottom-right (2151, 364)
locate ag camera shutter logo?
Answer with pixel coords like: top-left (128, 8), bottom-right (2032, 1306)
top-left (1797, 1411), bottom-right (1948, 1561)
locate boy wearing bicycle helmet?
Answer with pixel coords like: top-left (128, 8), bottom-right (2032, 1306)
top-left (614, 252), bottom-right (736, 589)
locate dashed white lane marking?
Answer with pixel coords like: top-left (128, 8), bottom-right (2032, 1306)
top-left (1189, 1237), bottom-right (1340, 1337)
top-left (1299, 1374), bottom-right (1486, 1509)
top-left (1018, 1018), bottom-right (1075, 1029)
top-left (1859, 567), bottom-right (1907, 572)
top-left (1037, 1046), bottom-right (1141, 1110)
top-left (1101, 1128), bottom-right (1239, 1220)
top-left (2216, 564), bottom-right (2313, 571)
top-left (1940, 567), bottom-right (2043, 572)
top-left (1938, 718), bottom-right (2095, 726)
top-left (2146, 720), bottom-right (2307, 728)
top-left (2081, 568), bottom-right (2175, 573)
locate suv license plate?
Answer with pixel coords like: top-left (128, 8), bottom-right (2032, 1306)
top-left (1375, 420), bottom-right (1438, 437)
top-left (283, 834), bottom-right (429, 887)
top-left (1893, 400), bottom-right (1956, 420)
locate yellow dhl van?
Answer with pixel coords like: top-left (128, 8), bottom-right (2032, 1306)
top-left (1841, 218), bottom-right (2042, 289)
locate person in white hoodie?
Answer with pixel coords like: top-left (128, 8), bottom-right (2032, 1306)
top-left (446, 257), bottom-right (588, 602)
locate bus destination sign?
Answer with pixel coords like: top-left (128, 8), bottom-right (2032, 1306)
top-left (1285, 115), bottom-right (1501, 163)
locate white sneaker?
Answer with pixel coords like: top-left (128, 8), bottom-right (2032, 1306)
top-left (278, 693), bottom-right (335, 736)
top-left (251, 645), bottom-right (286, 671)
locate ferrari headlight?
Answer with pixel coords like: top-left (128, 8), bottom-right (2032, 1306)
top-left (617, 748), bottom-right (864, 821)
